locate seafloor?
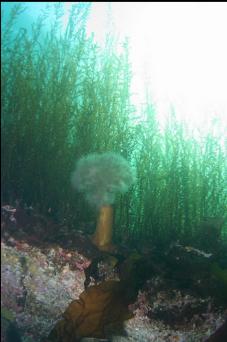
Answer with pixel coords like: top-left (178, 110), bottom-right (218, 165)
top-left (1, 205), bottom-right (226, 342)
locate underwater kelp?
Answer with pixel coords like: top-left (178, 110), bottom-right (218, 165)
top-left (1, 3), bottom-right (227, 252)
top-left (127, 107), bottom-right (227, 249)
top-left (1, 3), bottom-right (134, 221)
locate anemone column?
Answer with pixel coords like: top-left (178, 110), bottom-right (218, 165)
top-left (91, 205), bottom-right (114, 251)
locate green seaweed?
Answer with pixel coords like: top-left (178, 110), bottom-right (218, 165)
top-left (211, 262), bottom-right (227, 287)
top-left (1, 3), bottom-right (227, 252)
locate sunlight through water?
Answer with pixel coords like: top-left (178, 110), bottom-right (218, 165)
top-left (2, 2), bottom-right (227, 133)
top-left (84, 2), bottom-right (227, 132)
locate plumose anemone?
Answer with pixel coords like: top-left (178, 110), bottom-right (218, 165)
top-left (71, 152), bottom-right (136, 251)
